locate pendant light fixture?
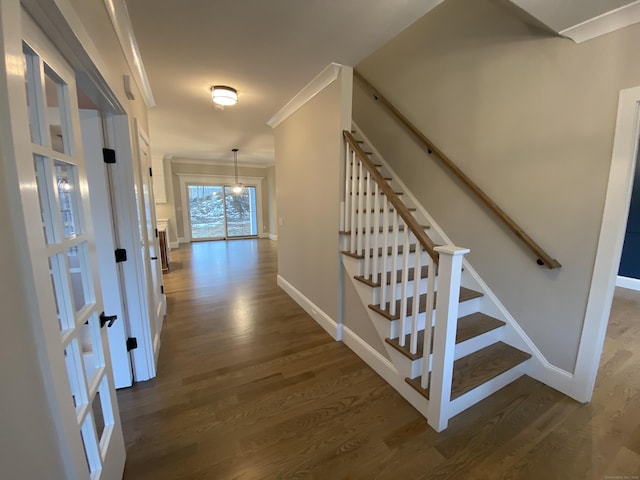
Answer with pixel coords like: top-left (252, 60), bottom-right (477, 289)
top-left (231, 148), bottom-right (244, 194)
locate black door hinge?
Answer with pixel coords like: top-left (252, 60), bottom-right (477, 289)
top-left (115, 248), bottom-right (127, 263)
top-left (126, 337), bottom-right (138, 351)
top-left (155, 228), bottom-right (158, 238)
top-left (99, 312), bottom-right (117, 328)
top-left (103, 148), bottom-right (116, 164)
top-left (149, 167), bottom-right (153, 177)
top-left (161, 285), bottom-right (164, 294)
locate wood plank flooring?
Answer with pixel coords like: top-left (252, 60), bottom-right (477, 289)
top-left (118, 239), bottom-right (640, 479)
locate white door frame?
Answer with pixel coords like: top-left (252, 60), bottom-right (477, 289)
top-left (573, 85), bottom-right (640, 402)
top-left (177, 172), bottom-right (265, 243)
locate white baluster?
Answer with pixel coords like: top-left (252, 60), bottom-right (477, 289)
top-left (356, 160), bottom-right (364, 256)
top-left (410, 236), bottom-right (421, 355)
top-left (389, 210), bottom-right (399, 317)
top-left (363, 170), bottom-right (372, 279)
top-left (380, 197), bottom-right (390, 308)
top-left (398, 223), bottom-right (410, 346)
top-left (349, 151), bottom-right (358, 253)
top-left (372, 182), bottom-right (380, 285)
top-left (421, 253), bottom-right (435, 389)
top-left (344, 141), bottom-right (351, 234)
top-left (427, 246), bottom-right (469, 432)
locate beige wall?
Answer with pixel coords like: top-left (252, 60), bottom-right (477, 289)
top-left (266, 165), bottom-right (278, 237)
top-left (354, 0), bottom-right (640, 372)
top-left (168, 160), bottom-right (273, 240)
top-left (274, 70), bottom-right (351, 321)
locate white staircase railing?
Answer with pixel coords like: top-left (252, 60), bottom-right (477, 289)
top-left (342, 130), bottom-right (469, 431)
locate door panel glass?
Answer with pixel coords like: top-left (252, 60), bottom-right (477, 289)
top-left (80, 312), bottom-right (105, 389)
top-left (49, 254), bottom-right (74, 332)
top-left (23, 44), bottom-right (43, 145)
top-left (225, 186), bottom-right (258, 237)
top-left (67, 243), bottom-right (94, 313)
top-left (64, 339), bottom-right (88, 410)
top-left (80, 413), bottom-right (101, 474)
top-left (55, 160), bottom-right (80, 238)
top-left (34, 155), bottom-right (57, 244)
top-left (44, 64), bottom-right (71, 155)
top-left (188, 185), bottom-right (226, 239)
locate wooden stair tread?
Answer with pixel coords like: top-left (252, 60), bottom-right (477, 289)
top-left (405, 341), bottom-right (531, 400)
top-left (355, 265), bottom-right (430, 288)
top-left (385, 313), bottom-right (506, 361)
top-left (340, 224), bottom-right (430, 235)
top-left (368, 287), bottom-right (483, 321)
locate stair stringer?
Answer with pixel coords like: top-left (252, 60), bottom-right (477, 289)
top-left (352, 121), bottom-right (575, 396)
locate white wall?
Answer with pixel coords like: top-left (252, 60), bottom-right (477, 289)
top-left (354, 0), bottom-right (640, 372)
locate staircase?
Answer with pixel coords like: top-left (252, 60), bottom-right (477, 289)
top-left (340, 127), bottom-right (534, 432)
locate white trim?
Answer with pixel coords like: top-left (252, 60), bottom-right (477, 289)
top-left (102, 0), bottom-right (155, 107)
top-left (177, 173), bottom-right (265, 243)
top-left (341, 326), bottom-right (429, 418)
top-left (616, 275), bottom-right (640, 290)
top-left (560, 0), bottom-right (640, 44)
top-left (573, 85), bottom-right (640, 402)
top-left (169, 241), bottom-right (179, 249)
top-left (171, 157), bottom-right (269, 169)
top-left (277, 275), bottom-right (341, 341)
top-left (178, 237), bottom-right (187, 244)
top-left (352, 121), bottom-right (576, 397)
top-left (268, 233), bottom-right (278, 241)
top-left (267, 63), bottom-right (342, 128)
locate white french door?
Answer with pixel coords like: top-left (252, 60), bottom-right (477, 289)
top-left (16, 11), bottom-right (125, 479)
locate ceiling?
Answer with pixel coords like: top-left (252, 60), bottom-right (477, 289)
top-left (124, 0), bottom-right (446, 165)
top-left (124, 0), bottom-right (640, 166)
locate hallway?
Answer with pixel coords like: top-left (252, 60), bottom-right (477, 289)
top-left (118, 239), bottom-right (640, 479)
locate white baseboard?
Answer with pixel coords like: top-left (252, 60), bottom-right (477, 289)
top-left (169, 241), bottom-right (179, 249)
top-left (616, 275), bottom-right (640, 291)
top-left (277, 275), bottom-right (341, 340)
top-left (178, 237), bottom-right (186, 244)
top-left (268, 233), bottom-right (278, 241)
top-left (342, 326), bottom-right (429, 417)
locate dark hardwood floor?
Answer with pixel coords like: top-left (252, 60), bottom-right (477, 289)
top-left (118, 239), bottom-right (640, 479)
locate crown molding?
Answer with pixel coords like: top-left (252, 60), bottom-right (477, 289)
top-left (560, 0), bottom-right (640, 43)
top-left (267, 62), bottom-right (342, 128)
top-left (171, 158), bottom-right (269, 169)
top-left (103, 0), bottom-right (155, 107)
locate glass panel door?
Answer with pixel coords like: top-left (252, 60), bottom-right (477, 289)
top-left (225, 186), bottom-right (258, 237)
top-left (188, 185), bottom-right (227, 240)
top-left (188, 184), bottom-right (258, 240)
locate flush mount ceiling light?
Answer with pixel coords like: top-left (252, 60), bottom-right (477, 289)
top-left (211, 85), bottom-right (238, 107)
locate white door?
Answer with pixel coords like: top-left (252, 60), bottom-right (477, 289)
top-left (80, 109), bottom-right (133, 389)
top-left (17, 11), bottom-right (125, 478)
top-left (134, 122), bottom-right (165, 361)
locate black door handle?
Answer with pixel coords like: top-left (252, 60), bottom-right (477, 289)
top-left (99, 312), bottom-right (117, 328)
top-left (151, 256), bottom-right (158, 260)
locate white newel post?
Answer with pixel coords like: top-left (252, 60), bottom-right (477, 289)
top-left (427, 245), bottom-right (470, 432)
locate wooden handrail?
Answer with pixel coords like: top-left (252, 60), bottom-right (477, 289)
top-left (344, 130), bottom-right (439, 264)
top-left (353, 70), bottom-right (561, 269)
